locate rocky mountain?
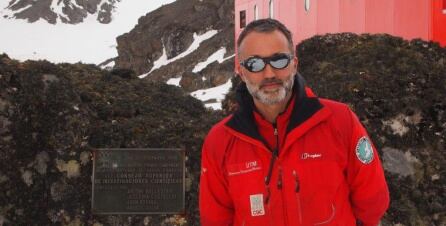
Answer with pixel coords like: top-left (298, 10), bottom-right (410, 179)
top-left (1, 0), bottom-right (119, 24)
top-left (114, 0), bottom-right (235, 93)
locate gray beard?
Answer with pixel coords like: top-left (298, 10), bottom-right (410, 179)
top-left (245, 74), bottom-right (295, 105)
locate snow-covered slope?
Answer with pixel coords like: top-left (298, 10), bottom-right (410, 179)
top-left (0, 0), bottom-right (175, 64)
top-left (2, 0), bottom-right (117, 24)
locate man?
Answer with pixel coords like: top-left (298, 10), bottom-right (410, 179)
top-left (199, 18), bottom-right (389, 226)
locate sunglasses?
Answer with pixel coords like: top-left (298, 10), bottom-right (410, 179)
top-left (240, 53), bottom-right (293, 73)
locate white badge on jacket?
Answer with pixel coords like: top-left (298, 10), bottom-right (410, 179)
top-left (250, 194), bottom-right (265, 216)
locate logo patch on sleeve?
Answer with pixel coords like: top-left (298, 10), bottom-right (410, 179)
top-left (355, 136), bottom-right (374, 164)
top-left (249, 194), bottom-right (265, 216)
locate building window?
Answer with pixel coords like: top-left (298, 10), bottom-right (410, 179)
top-left (254, 5), bottom-right (259, 20)
top-left (240, 10), bottom-right (246, 28)
top-left (305, 0), bottom-right (310, 12)
top-left (269, 0), bottom-right (274, 18)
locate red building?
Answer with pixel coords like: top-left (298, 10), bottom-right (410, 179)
top-left (235, 0), bottom-right (446, 51)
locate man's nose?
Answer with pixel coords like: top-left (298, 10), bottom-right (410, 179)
top-left (262, 63), bottom-right (276, 78)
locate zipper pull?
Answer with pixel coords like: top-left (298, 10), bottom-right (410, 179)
top-left (277, 167), bottom-right (283, 190)
top-left (273, 123), bottom-right (279, 156)
top-left (293, 170), bottom-right (300, 193)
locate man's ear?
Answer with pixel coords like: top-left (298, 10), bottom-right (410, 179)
top-left (293, 56), bottom-right (299, 72)
top-left (238, 72), bottom-right (246, 83)
top-left (236, 61), bottom-right (246, 82)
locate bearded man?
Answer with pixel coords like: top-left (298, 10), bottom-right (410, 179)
top-left (199, 18), bottom-right (389, 226)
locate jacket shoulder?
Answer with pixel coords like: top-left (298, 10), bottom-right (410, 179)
top-left (319, 98), bottom-right (351, 112)
top-left (206, 115), bottom-right (232, 139)
top-left (202, 115), bottom-right (234, 158)
top-left (318, 98), bottom-right (356, 145)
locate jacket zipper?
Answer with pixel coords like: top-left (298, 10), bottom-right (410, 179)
top-left (278, 166), bottom-right (290, 225)
top-left (293, 170), bottom-right (303, 224)
top-left (264, 124), bottom-right (279, 226)
top-left (264, 124), bottom-right (279, 204)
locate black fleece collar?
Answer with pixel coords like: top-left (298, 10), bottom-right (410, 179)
top-left (225, 73), bottom-right (323, 142)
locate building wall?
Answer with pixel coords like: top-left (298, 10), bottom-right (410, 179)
top-left (234, 0), bottom-right (445, 59)
top-left (365, 0), bottom-right (395, 34)
top-left (393, 0), bottom-right (430, 40)
top-left (339, 0), bottom-right (366, 33)
top-left (296, 0), bottom-right (317, 42)
top-left (317, 0), bottom-right (340, 35)
top-left (432, 0), bottom-right (446, 46)
top-left (276, 0), bottom-right (298, 43)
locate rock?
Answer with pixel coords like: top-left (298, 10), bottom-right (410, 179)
top-left (97, 2), bottom-right (113, 24)
top-left (9, 0), bottom-right (58, 24)
top-left (297, 33), bottom-right (446, 226)
top-left (179, 71), bottom-right (205, 92)
top-left (0, 54), bottom-right (223, 225)
top-left (4, 0), bottom-right (118, 24)
top-left (20, 169), bottom-right (33, 187)
top-left (34, 151), bottom-right (50, 175)
top-left (115, 0), bottom-right (235, 82)
top-left (382, 147), bottom-right (420, 178)
top-left (55, 159), bottom-right (81, 178)
top-left (163, 28), bottom-right (194, 60)
top-left (202, 58), bottom-right (234, 87)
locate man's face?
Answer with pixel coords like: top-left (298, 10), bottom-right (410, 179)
top-left (238, 30), bottom-right (298, 105)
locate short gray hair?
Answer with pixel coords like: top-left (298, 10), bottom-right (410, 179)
top-left (237, 18), bottom-right (294, 55)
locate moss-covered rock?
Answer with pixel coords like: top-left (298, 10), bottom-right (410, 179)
top-left (0, 54), bottom-right (223, 226)
top-left (297, 33), bottom-right (445, 226)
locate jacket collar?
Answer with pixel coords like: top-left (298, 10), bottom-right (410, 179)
top-left (225, 73), bottom-right (329, 145)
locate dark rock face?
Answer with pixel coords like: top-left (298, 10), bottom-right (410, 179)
top-left (178, 58), bottom-right (234, 92)
top-left (223, 34), bottom-right (446, 225)
top-left (3, 0), bottom-right (117, 24)
top-left (179, 71), bottom-right (206, 92)
top-left (0, 54), bottom-right (222, 225)
top-left (115, 0), bottom-right (235, 88)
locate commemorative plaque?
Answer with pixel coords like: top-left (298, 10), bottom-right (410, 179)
top-left (92, 148), bottom-right (185, 214)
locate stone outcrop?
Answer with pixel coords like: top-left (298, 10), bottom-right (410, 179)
top-left (0, 54), bottom-right (222, 226)
top-left (114, 0), bottom-right (235, 91)
top-left (2, 0), bottom-right (117, 24)
top-left (223, 34), bottom-right (446, 226)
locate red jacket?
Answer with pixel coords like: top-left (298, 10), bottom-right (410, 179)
top-left (199, 75), bottom-right (389, 226)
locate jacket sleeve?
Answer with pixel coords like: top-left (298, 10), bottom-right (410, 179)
top-left (346, 109), bottom-right (390, 226)
top-left (199, 129), bottom-right (234, 226)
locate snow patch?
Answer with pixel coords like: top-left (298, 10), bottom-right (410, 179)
top-left (192, 47), bottom-right (234, 72)
top-left (100, 60), bottom-right (115, 70)
top-left (50, 0), bottom-right (69, 23)
top-left (141, 29), bottom-right (219, 77)
top-left (167, 76), bottom-right (182, 87)
top-left (191, 78), bottom-right (232, 110)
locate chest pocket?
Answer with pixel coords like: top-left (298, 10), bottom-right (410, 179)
top-left (298, 160), bottom-right (344, 225)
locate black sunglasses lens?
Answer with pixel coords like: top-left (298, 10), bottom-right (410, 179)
top-left (245, 57), bottom-right (266, 72)
top-left (270, 54), bottom-right (291, 69)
